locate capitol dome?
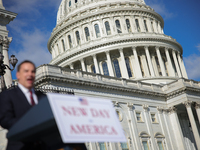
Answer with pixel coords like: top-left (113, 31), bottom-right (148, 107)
top-left (48, 0), bottom-right (188, 84)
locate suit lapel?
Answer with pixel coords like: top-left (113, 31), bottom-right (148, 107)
top-left (15, 86), bottom-right (32, 110)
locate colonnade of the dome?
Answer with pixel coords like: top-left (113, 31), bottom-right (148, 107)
top-left (49, 0), bottom-right (187, 83)
top-left (65, 46), bottom-right (188, 81)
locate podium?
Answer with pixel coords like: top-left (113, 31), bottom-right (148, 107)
top-left (7, 96), bottom-right (86, 149)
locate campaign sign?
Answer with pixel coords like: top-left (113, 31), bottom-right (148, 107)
top-left (47, 93), bottom-right (126, 143)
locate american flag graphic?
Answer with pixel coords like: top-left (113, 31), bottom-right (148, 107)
top-left (79, 98), bottom-right (88, 105)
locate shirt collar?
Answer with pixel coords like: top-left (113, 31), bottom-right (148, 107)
top-left (18, 83), bottom-right (33, 93)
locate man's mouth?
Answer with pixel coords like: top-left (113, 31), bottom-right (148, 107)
top-left (27, 78), bottom-right (34, 83)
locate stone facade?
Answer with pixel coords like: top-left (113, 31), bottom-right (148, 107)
top-left (35, 65), bottom-right (200, 150)
top-left (38, 0), bottom-right (200, 150)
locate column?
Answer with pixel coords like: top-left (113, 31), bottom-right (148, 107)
top-left (120, 16), bottom-right (127, 33)
top-left (146, 18), bottom-right (153, 33)
top-left (155, 47), bottom-right (166, 76)
top-left (172, 50), bottom-right (182, 77)
top-left (129, 16), bottom-right (135, 33)
top-left (88, 22), bottom-right (95, 40)
top-left (183, 101), bottom-right (200, 150)
top-left (65, 34), bottom-right (70, 50)
top-left (131, 16), bottom-right (137, 33)
top-left (165, 48), bottom-right (175, 76)
top-left (109, 16), bottom-right (117, 34)
top-left (157, 107), bottom-right (173, 150)
top-left (99, 18), bottom-right (105, 37)
top-left (92, 54), bottom-right (100, 74)
top-left (143, 105), bottom-right (157, 150)
top-left (157, 21), bottom-right (162, 34)
top-left (177, 53), bottom-right (188, 78)
top-left (168, 107), bottom-right (186, 150)
top-left (119, 48), bottom-right (129, 79)
top-left (153, 20), bottom-right (158, 33)
top-left (105, 51), bottom-right (114, 77)
top-left (80, 59), bottom-right (86, 71)
top-left (144, 46), bottom-right (155, 77)
top-left (163, 109), bottom-right (176, 150)
top-left (132, 47), bottom-right (142, 78)
top-left (2, 42), bottom-right (12, 87)
top-left (138, 17), bottom-right (145, 32)
top-left (195, 103), bottom-right (200, 124)
top-left (51, 47), bottom-right (55, 59)
top-left (56, 43), bottom-right (61, 54)
top-left (59, 39), bottom-right (64, 53)
top-left (141, 54), bottom-right (150, 77)
top-left (127, 103), bottom-right (142, 150)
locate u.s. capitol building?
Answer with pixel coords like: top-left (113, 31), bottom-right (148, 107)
top-left (2, 0), bottom-right (200, 150)
top-left (34, 0), bottom-right (200, 150)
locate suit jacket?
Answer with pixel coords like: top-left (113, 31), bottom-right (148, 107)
top-left (0, 87), bottom-right (87, 150)
top-left (0, 86), bottom-right (46, 150)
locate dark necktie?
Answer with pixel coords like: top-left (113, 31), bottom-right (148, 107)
top-left (29, 90), bottom-right (35, 106)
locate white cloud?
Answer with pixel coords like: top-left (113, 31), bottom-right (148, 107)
top-left (145, 0), bottom-right (174, 19)
top-left (9, 29), bottom-right (52, 67)
top-left (196, 44), bottom-right (200, 52)
top-left (184, 54), bottom-right (200, 81)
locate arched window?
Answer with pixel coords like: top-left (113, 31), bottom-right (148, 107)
top-left (75, 0), bottom-right (78, 3)
top-left (139, 132), bottom-right (150, 150)
top-left (151, 21), bottom-right (154, 32)
top-left (68, 35), bottom-right (72, 48)
top-left (105, 21), bottom-right (111, 35)
top-left (91, 65), bottom-right (96, 73)
top-left (126, 19), bottom-right (132, 33)
top-left (115, 20), bottom-right (122, 33)
top-left (113, 59), bottom-right (121, 78)
top-left (102, 62), bottom-right (109, 76)
top-left (135, 19), bottom-right (141, 32)
top-left (125, 57), bottom-right (133, 77)
top-left (144, 20), bottom-right (148, 32)
top-left (75, 31), bottom-right (80, 45)
top-left (155, 133), bottom-right (165, 150)
top-left (155, 56), bottom-right (162, 76)
top-left (99, 142), bottom-right (106, 150)
top-left (69, 0), bottom-right (71, 7)
top-left (61, 39), bottom-right (65, 51)
top-left (57, 44), bottom-right (60, 53)
top-left (138, 56), bottom-right (144, 76)
top-left (120, 143), bottom-right (129, 150)
top-left (94, 24), bottom-right (101, 38)
top-left (84, 27), bottom-right (90, 41)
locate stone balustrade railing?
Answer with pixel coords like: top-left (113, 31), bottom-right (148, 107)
top-left (36, 64), bottom-right (164, 93)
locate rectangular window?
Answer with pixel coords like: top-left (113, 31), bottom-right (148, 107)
top-left (99, 142), bottom-right (106, 150)
top-left (136, 112), bottom-right (142, 122)
top-left (144, 20), bottom-right (148, 32)
top-left (142, 141), bottom-right (149, 150)
top-left (135, 19), bottom-right (141, 32)
top-left (120, 142), bottom-right (129, 150)
top-left (151, 114), bottom-right (157, 123)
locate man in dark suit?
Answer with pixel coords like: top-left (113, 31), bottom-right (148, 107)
top-left (0, 60), bottom-right (46, 150)
top-left (0, 60), bottom-right (87, 150)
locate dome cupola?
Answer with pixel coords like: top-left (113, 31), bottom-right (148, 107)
top-left (48, 0), bottom-right (188, 84)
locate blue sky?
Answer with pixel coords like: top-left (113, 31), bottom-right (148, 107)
top-left (3, 0), bottom-right (200, 81)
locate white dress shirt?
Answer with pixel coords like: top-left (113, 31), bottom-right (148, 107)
top-left (18, 83), bottom-right (38, 105)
